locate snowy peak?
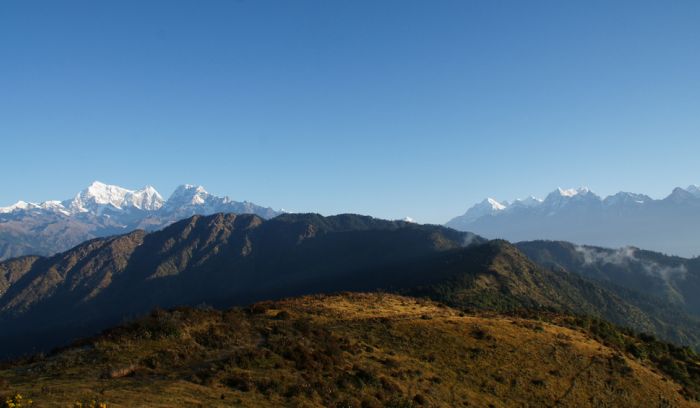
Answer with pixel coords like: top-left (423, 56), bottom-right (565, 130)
top-left (484, 198), bottom-right (507, 211)
top-left (129, 185), bottom-right (164, 211)
top-left (447, 184), bottom-right (700, 234)
top-left (541, 187), bottom-right (601, 210)
top-left (446, 184), bottom-right (700, 256)
top-left (556, 187), bottom-right (589, 197)
top-left (68, 181), bottom-right (130, 212)
top-left (449, 187), bottom-right (600, 229)
top-left (67, 181), bottom-right (164, 213)
top-left (0, 199), bottom-right (73, 215)
top-left (84, 181), bottom-right (129, 202)
top-left (166, 184), bottom-right (212, 207)
top-left (456, 197), bottom-right (508, 224)
top-left (0, 201), bottom-right (35, 213)
top-left (0, 182), bottom-right (283, 260)
top-left (547, 187), bottom-right (595, 200)
top-left (510, 196), bottom-right (543, 208)
top-left (0, 182), bottom-right (279, 220)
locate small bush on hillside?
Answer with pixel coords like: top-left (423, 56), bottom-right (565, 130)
top-left (608, 354), bottom-right (633, 376)
top-left (470, 326), bottom-right (492, 341)
top-left (353, 367), bottom-right (379, 387)
top-left (192, 325), bottom-right (231, 349)
top-left (248, 303), bottom-right (269, 315)
top-left (2, 394), bottom-right (32, 407)
top-left (255, 378), bottom-right (283, 395)
top-left (223, 373), bottom-right (253, 392)
top-left (113, 309), bottom-right (181, 340)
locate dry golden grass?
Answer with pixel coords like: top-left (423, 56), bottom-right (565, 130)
top-left (0, 293), bottom-right (697, 407)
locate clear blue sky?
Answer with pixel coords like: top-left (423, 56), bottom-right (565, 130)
top-left (1, 0), bottom-right (699, 224)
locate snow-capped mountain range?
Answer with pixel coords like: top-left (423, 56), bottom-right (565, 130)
top-left (446, 185), bottom-right (700, 257)
top-left (0, 181), bottom-right (282, 260)
top-left (1, 182), bottom-right (166, 216)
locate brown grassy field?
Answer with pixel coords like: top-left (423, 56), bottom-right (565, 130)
top-left (0, 293), bottom-right (698, 407)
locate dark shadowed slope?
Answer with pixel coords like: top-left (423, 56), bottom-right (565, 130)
top-left (0, 213), bottom-right (480, 356)
top-left (1, 213), bottom-right (699, 358)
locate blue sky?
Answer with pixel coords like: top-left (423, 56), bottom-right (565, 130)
top-left (1, 0), bottom-right (699, 223)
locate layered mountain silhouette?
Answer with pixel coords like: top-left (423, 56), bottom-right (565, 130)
top-left (0, 181), bottom-right (281, 260)
top-left (1, 212), bottom-right (699, 358)
top-left (447, 185), bottom-right (700, 257)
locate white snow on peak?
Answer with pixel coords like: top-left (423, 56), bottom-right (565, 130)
top-left (40, 200), bottom-right (63, 208)
top-left (543, 187), bottom-right (599, 211)
top-left (86, 181), bottom-right (129, 203)
top-left (511, 196), bottom-right (543, 207)
top-left (129, 185), bottom-right (165, 211)
top-left (167, 184), bottom-right (211, 206)
top-left (0, 199), bottom-right (73, 215)
top-left (485, 198), bottom-right (507, 211)
top-left (0, 201), bottom-right (35, 213)
top-left (556, 187), bottom-right (590, 197)
top-left (402, 216), bottom-right (417, 223)
top-left (68, 181), bottom-right (165, 213)
top-left (39, 200), bottom-right (71, 215)
top-left (69, 181), bottom-right (126, 211)
top-left (0, 182), bottom-right (282, 223)
top-left (450, 184), bottom-right (700, 229)
top-left (455, 197), bottom-right (509, 224)
top-left (1, 182), bottom-right (223, 216)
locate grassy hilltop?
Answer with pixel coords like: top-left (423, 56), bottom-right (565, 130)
top-left (1, 293), bottom-right (699, 407)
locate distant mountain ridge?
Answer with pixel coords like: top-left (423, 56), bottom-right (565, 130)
top-left (0, 181), bottom-right (282, 260)
top-left (447, 185), bottom-right (700, 257)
